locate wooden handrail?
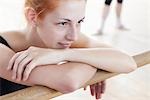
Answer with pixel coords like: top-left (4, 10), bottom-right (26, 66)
top-left (0, 51), bottom-right (150, 100)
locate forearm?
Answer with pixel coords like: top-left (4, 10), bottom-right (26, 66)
top-left (0, 45), bottom-right (97, 93)
top-left (1, 62), bottom-right (96, 93)
top-left (64, 48), bottom-right (137, 73)
top-left (1, 48), bottom-right (96, 93)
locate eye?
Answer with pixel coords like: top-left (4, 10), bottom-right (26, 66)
top-left (57, 22), bottom-right (68, 26)
top-left (78, 19), bottom-right (84, 24)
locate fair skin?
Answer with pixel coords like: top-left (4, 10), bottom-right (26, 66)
top-left (0, 0), bottom-right (136, 99)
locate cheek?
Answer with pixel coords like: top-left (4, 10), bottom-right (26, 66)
top-left (42, 30), bottom-right (65, 46)
top-left (38, 23), bottom-right (67, 45)
top-left (51, 27), bottom-right (67, 39)
top-left (41, 34), bottom-right (57, 48)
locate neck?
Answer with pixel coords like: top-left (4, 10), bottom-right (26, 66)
top-left (24, 25), bottom-right (46, 48)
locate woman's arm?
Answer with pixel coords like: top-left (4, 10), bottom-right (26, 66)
top-left (8, 34), bottom-right (137, 82)
top-left (69, 33), bottom-right (137, 73)
top-left (64, 48), bottom-right (137, 73)
top-left (0, 44), bottom-right (97, 93)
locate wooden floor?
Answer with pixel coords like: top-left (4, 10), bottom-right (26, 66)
top-left (0, 0), bottom-right (150, 100)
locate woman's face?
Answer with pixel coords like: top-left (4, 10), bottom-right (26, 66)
top-left (36, 0), bottom-right (86, 49)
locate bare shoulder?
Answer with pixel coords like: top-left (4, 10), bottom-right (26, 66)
top-left (71, 33), bottom-right (112, 48)
top-left (0, 31), bottom-right (29, 52)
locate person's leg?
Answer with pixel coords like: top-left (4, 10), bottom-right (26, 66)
top-left (96, 0), bottom-right (112, 35)
top-left (116, 0), bottom-right (127, 29)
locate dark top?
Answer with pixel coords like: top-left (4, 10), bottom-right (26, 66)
top-left (0, 36), bottom-right (28, 96)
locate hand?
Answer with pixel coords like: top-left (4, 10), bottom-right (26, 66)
top-left (7, 46), bottom-right (65, 81)
top-left (85, 81), bottom-right (105, 100)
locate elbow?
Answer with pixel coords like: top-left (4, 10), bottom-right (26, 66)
top-left (61, 84), bottom-right (79, 94)
top-left (125, 62), bottom-right (137, 73)
top-left (56, 75), bottom-right (81, 94)
top-left (122, 57), bottom-right (137, 73)
top-left (122, 65), bottom-right (137, 73)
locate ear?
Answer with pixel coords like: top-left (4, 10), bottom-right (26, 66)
top-left (25, 7), bottom-right (38, 27)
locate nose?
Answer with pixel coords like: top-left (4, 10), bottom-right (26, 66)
top-left (65, 25), bottom-right (78, 41)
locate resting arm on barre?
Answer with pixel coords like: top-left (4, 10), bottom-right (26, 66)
top-left (68, 34), bottom-right (137, 73)
top-left (8, 34), bottom-right (137, 81)
top-left (64, 48), bottom-right (137, 73)
top-left (0, 34), bottom-right (137, 95)
top-left (0, 43), bottom-right (97, 94)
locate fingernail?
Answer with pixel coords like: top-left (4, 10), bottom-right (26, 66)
top-left (96, 93), bottom-right (101, 100)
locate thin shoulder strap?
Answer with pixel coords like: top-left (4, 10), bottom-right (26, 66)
top-left (0, 36), bottom-right (11, 49)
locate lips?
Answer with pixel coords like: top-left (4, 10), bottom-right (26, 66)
top-left (58, 42), bottom-right (71, 48)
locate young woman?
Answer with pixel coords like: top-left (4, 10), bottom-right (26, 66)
top-left (0, 0), bottom-right (137, 99)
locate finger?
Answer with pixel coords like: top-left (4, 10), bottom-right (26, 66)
top-left (90, 84), bottom-right (95, 96)
top-left (12, 52), bottom-right (28, 80)
top-left (7, 52), bottom-right (22, 70)
top-left (95, 83), bottom-right (102, 100)
top-left (16, 56), bottom-right (32, 81)
top-left (9, 52), bottom-right (22, 79)
top-left (23, 61), bottom-right (36, 81)
top-left (101, 81), bottom-right (106, 94)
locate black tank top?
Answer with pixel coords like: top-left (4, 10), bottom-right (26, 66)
top-left (0, 36), bottom-right (28, 96)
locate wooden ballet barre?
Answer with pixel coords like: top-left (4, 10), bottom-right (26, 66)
top-left (0, 51), bottom-right (150, 100)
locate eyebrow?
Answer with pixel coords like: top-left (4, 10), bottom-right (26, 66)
top-left (60, 17), bottom-right (85, 22)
